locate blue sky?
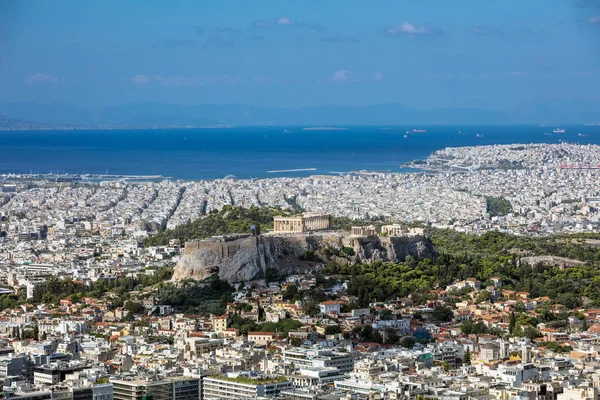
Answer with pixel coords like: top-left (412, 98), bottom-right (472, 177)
top-left (0, 0), bottom-right (599, 109)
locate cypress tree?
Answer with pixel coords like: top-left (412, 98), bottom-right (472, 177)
top-left (464, 348), bottom-right (471, 366)
top-left (509, 311), bottom-right (517, 335)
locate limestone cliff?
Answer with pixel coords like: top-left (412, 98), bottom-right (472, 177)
top-left (173, 233), bottom-right (436, 283)
top-left (344, 235), bottom-right (437, 263)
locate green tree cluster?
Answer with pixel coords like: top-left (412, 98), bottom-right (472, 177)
top-left (485, 196), bottom-right (512, 216)
top-left (228, 314), bottom-right (302, 336)
top-left (144, 206), bottom-right (285, 247)
top-left (155, 275), bottom-right (232, 315)
top-left (32, 267), bottom-right (173, 305)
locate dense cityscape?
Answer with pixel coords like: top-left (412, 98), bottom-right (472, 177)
top-left (0, 143), bottom-right (599, 399)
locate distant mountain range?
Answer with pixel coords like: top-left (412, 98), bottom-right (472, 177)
top-left (0, 114), bottom-right (73, 130)
top-left (0, 101), bottom-right (598, 129)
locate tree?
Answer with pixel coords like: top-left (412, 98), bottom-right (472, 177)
top-left (124, 301), bottom-right (146, 315)
top-left (400, 336), bottom-right (416, 348)
top-left (359, 325), bottom-right (374, 341)
top-left (475, 290), bottom-right (491, 303)
top-left (379, 309), bottom-right (393, 320)
top-left (383, 329), bottom-right (398, 344)
top-left (509, 311), bottom-right (517, 335)
top-left (463, 348), bottom-right (471, 366)
top-left (282, 284), bottom-right (299, 301)
top-left (516, 325), bottom-right (540, 340)
top-left (472, 321), bottom-right (489, 335)
top-left (485, 196), bottom-right (512, 217)
top-left (582, 318), bottom-right (588, 332)
top-left (324, 325), bottom-right (342, 335)
top-left (461, 321), bottom-right (474, 335)
top-left (432, 306), bottom-right (454, 322)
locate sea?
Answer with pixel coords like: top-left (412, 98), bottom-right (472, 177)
top-left (1, 125), bottom-right (599, 180)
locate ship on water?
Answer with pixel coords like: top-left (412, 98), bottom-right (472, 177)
top-left (553, 128), bottom-right (566, 133)
top-left (476, 133), bottom-right (484, 138)
top-left (413, 129), bottom-right (427, 133)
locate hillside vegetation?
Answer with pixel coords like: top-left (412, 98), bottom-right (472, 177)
top-left (324, 228), bottom-right (600, 308)
top-left (144, 205), bottom-right (292, 246)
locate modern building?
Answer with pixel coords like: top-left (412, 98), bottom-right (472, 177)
top-left (72, 386), bottom-right (94, 400)
top-left (283, 349), bottom-right (354, 373)
top-left (33, 364), bottom-right (88, 386)
top-left (111, 377), bottom-right (200, 400)
top-left (287, 367), bottom-right (345, 387)
top-left (0, 356), bottom-right (31, 380)
top-left (92, 384), bottom-right (114, 400)
top-left (273, 214), bottom-right (330, 233)
top-left (202, 374), bottom-right (292, 400)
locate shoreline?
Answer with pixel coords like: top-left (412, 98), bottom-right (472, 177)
top-left (1, 141), bottom-right (599, 182)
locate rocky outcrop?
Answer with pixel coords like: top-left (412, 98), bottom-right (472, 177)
top-left (173, 235), bottom-right (319, 283)
top-left (386, 235), bottom-right (437, 260)
top-left (343, 235), bottom-right (437, 263)
top-left (173, 233), bottom-right (437, 283)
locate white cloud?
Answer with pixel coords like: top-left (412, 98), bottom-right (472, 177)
top-left (386, 21), bottom-right (430, 36)
top-left (375, 71), bottom-right (384, 81)
top-left (400, 21), bottom-right (427, 34)
top-left (332, 69), bottom-right (351, 82)
top-left (276, 17), bottom-right (293, 26)
top-left (589, 16), bottom-right (600, 24)
top-left (24, 73), bottom-right (63, 85)
top-left (271, 17), bottom-right (325, 31)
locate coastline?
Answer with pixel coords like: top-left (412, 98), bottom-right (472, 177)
top-left (1, 126), bottom-right (600, 180)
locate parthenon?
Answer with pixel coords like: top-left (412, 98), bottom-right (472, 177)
top-left (273, 213), bottom-right (331, 233)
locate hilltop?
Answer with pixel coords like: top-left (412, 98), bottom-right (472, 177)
top-left (143, 205), bottom-right (292, 247)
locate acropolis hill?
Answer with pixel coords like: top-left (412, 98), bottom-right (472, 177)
top-left (173, 215), bottom-right (436, 283)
